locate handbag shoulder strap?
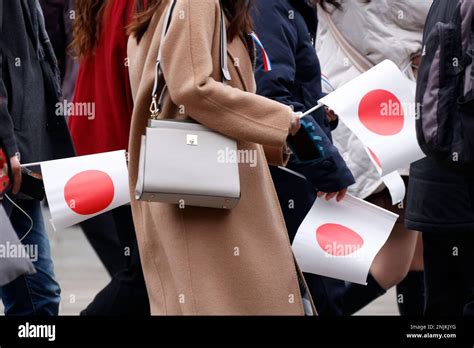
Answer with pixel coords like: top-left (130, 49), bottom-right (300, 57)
top-left (320, 8), bottom-right (374, 73)
top-left (150, 0), bottom-right (230, 119)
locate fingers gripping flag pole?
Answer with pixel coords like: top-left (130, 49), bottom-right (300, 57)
top-left (317, 60), bottom-right (426, 204)
top-left (318, 60), bottom-right (425, 176)
top-left (293, 194), bottom-right (397, 285)
top-left (280, 167), bottom-right (397, 285)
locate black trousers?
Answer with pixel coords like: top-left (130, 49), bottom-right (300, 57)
top-left (81, 210), bottom-right (124, 277)
top-left (80, 205), bottom-right (150, 316)
top-left (423, 231), bottom-right (474, 316)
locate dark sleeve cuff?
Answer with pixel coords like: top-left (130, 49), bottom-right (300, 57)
top-left (1, 134), bottom-right (19, 159)
top-left (329, 117), bottom-right (339, 131)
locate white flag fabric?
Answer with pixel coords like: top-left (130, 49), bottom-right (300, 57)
top-left (0, 206), bottom-right (36, 286)
top-left (381, 170), bottom-right (406, 205)
top-left (292, 194), bottom-right (398, 285)
top-left (362, 146), bottom-right (407, 205)
top-left (41, 151), bottom-right (130, 231)
top-left (319, 60), bottom-right (425, 176)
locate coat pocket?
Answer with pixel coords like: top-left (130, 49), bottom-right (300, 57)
top-left (4, 57), bottom-right (25, 131)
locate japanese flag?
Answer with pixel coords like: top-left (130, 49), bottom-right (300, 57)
top-left (41, 151), bottom-right (130, 231)
top-left (319, 60), bottom-right (425, 176)
top-left (292, 194), bottom-right (397, 285)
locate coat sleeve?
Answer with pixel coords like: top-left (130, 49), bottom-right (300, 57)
top-left (252, 2), bottom-right (307, 114)
top-left (160, 0), bottom-right (293, 158)
top-left (0, 55), bottom-right (18, 158)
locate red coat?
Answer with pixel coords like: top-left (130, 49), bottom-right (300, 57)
top-left (69, 0), bottom-right (134, 156)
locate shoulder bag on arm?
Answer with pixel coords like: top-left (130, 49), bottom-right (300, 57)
top-left (135, 0), bottom-right (240, 209)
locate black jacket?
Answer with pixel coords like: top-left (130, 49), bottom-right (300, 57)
top-left (0, 0), bottom-right (74, 162)
top-left (39, 0), bottom-right (77, 101)
top-left (406, 0), bottom-right (474, 233)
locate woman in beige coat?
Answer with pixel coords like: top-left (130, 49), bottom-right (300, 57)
top-left (126, 0), bottom-right (311, 315)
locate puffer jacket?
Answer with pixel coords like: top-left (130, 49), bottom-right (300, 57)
top-left (316, 0), bottom-right (432, 199)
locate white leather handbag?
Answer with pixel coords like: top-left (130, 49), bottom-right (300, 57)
top-left (135, 0), bottom-right (240, 209)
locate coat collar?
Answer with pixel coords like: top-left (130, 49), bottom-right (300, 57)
top-left (225, 32), bottom-right (257, 92)
top-left (221, 12), bottom-right (256, 92)
top-left (226, 47), bottom-right (250, 92)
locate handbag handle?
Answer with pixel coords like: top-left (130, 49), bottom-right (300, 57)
top-left (150, 0), bottom-right (231, 119)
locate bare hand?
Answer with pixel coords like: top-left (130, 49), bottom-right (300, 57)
top-left (411, 55), bottom-right (422, 68)
top-left (10, 156), bottom-right (21, 194)
top-left (318, 188), bottom-right (347, 202)
top-left (289, 112), bottom-right (301, 136)
top-left (325, 107), bottom-right (338, 123)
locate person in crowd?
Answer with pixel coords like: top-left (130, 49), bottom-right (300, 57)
top-left (69, 0), bottom-right (150, 316)
top-left (406, 0), bottom-right (474, 316)
top-left (127, 0), bottom-right (314, 315)
top-left (316, 0), bottom-right (431, 315)
top-left (0, 0), bottom-right (75, 315)
top-left (41, 0), bottom-right (123, 280)
top-left (251, 0), bottom-right (355, 315)
top-left (39, 0), bottom-right (78, 101)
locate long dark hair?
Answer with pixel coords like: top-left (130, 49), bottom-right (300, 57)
top-left (71, 0), bottom-right (108, 57)
top-left (128, 0), bottom-right (254, 42)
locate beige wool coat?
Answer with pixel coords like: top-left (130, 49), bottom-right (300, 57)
top-left (127, 0), bottom-right (309, 315)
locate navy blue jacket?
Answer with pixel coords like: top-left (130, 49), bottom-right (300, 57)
top-left (252, 0), bottom-right (354, 193)
top-left (252, 0), bottom-right (353, 316)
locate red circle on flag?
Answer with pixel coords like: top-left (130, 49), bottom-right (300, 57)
top-left (316, 223), bottom-right (364, 256)
top-left (64, 170), bottom-right (114, 215)
top-left (358, 89), bottom-right (404, 136)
